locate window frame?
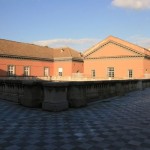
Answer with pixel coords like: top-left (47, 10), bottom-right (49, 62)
top-left (107, 67), bottom-right (114, 78)
top-left (44, 67), bottom-right (49, 77)
top-left (24, 66), bottom-right (30, 76)
top-left (128, 69), bottom-right (133, 79)
top-left (58, 68), bottom-right (63, 76)
top-left (7, 65), bottom-right (15, 76)
top-left (91, 69), bottom-right (96, 78)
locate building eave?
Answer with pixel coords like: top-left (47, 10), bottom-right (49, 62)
top-left (84, 55), bottom-right (145, 60)
top-left (53, 57), bottom-right (83, 62)
top-left (0, 54), bottom-right (53, 62)
top-left (84, 41), bottom-right (145, 58)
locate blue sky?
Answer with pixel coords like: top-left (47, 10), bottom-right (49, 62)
top-left (0, 0), bottom-right (150, 51)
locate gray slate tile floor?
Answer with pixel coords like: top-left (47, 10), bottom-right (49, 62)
top-left (0, 88), bottom-right (150, 150)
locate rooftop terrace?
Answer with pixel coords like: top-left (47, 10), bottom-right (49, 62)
top-left (0, 88), bottom-right (150, 150)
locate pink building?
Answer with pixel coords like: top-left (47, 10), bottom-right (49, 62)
top-left (83, 36), bottom-right (150, 80)
top-left (0, 39), bottom-right (83, 80)
top-left (0, 36), bottom-right (150, 80)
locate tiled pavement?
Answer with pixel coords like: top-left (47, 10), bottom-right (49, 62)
top-left (0, 88), bottom-right (150, 150)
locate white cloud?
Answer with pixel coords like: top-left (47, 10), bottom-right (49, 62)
top-left (33, 38), bottom-right (100, 51)
top-left (128, 35), bottom-right (150, 49)
top-left (33, 37), bottom-right (150, 51)
top-left (112, 0), bottom-right (150, 10)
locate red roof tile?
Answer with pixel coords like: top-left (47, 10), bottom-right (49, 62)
top-left (0, 39), bottom-right (54, 60)
top-left (0, 39), bottom-right (83, 61)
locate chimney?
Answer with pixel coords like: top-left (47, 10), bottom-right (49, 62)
top-left (61, 48), bottom-right (64, 52)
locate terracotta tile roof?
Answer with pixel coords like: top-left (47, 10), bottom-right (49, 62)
top-left (0, 39), bottom-right (53, 60)
top-left (84, 35), bottom-right (150, 57)
top-left (0, 39), bottom-right (83, 61)
top-left (53, 47), bottom-right (83, 60)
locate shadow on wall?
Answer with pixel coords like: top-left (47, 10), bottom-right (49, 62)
top-left (0, 78), bottom-right (150, 112)
top-left (0, 69), bottom-right (7, 77)
top-left (0, 69), bottom-right (43, 80)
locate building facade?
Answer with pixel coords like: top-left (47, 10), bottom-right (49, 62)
top-left (52, 47), bottom-right (84, 80)
top-left (84, 36), bottom-right (150, 80)
top-left (0, 39), bottom-right (83, 80)
top-left (0, 36), bottom-right (150, 80)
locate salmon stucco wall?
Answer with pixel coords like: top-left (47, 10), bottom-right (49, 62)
top-left (53, 61), bottom-right (84, 77)
top-left (83, 39), bottom-right (148, 79)
top-left (84, 58), bottom-right (144, 79)
top-left (0, 57), bottom-right (53, 77)
top-left (53, 61), bottom-right (72, 77)
top-left (144, 58), bottom-right (150, 77)
top-left (72, 61), bottom-right (84, 73)
top-left (88, 43), bottom-right (138, 58)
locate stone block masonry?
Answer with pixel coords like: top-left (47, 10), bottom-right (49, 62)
top-left (0, 79), bottom-right (150, 111)
top-left (42, 82), bottom-right (69, 111)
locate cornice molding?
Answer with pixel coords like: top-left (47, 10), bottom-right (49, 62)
top-left (53, 57), bottom-right (83, 62)
top-left (0, 54), bottom-right (53, 62)
top-left (0, 54), bottom-right (83, 62)
top-left (84, 40), bottom-right (145, 58)
top-left (84, 55), bottom-right (144, 60)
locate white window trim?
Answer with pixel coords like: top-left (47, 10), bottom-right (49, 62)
top-left (24, 66), bottom-right (30, 76)
top-left (128, 69), bottom-right (133, 79)
top-left (8, 65), bottom-right (15, 76)
top-left (44, 67), bottom-right (49, 77)
top-left (107, 67), bottom-right (114, 78)
top-left (91, 69), bottom-right (96, 78)
top-left (58, 68), bottom-right (63, 76)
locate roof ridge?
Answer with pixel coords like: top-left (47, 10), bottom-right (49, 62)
top-left (0, 38), bottom-right (54, 60)
top-left (109, 36), bottom-right (150, 56)
top-left (0, 38), bottom-right (53, 50)
top-left (83, 35), bottom-right (149, 57)
top-left (67, 47), bottom-right (72, 57)
top-left (109, 36), bottom-right (147, 50)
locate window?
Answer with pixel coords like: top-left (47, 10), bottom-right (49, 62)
top-left (91, 70), bottom-right (95, 78)
top-left (108, 67), bottom-right (114, 78)
top-left (24, 66), bottom-right (30, 76)
top-left (44, 67), bottom-right (49, 77)
top-left (59, 72), bottom-right (62, 76)
top-left (8, 65), bottom-right (15, 76)
top-left (128, 69), bottom-right (133, 78)
top-left (58, 68), bottom-right (63, 76)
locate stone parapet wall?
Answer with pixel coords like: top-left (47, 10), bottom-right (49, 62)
top-left (0, 79), bottom-right (150, 111)
top-left (0, 80), bottom-right (23, 103)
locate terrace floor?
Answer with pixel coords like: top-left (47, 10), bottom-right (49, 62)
top-left (0, 88), bottom-right (150, 150)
